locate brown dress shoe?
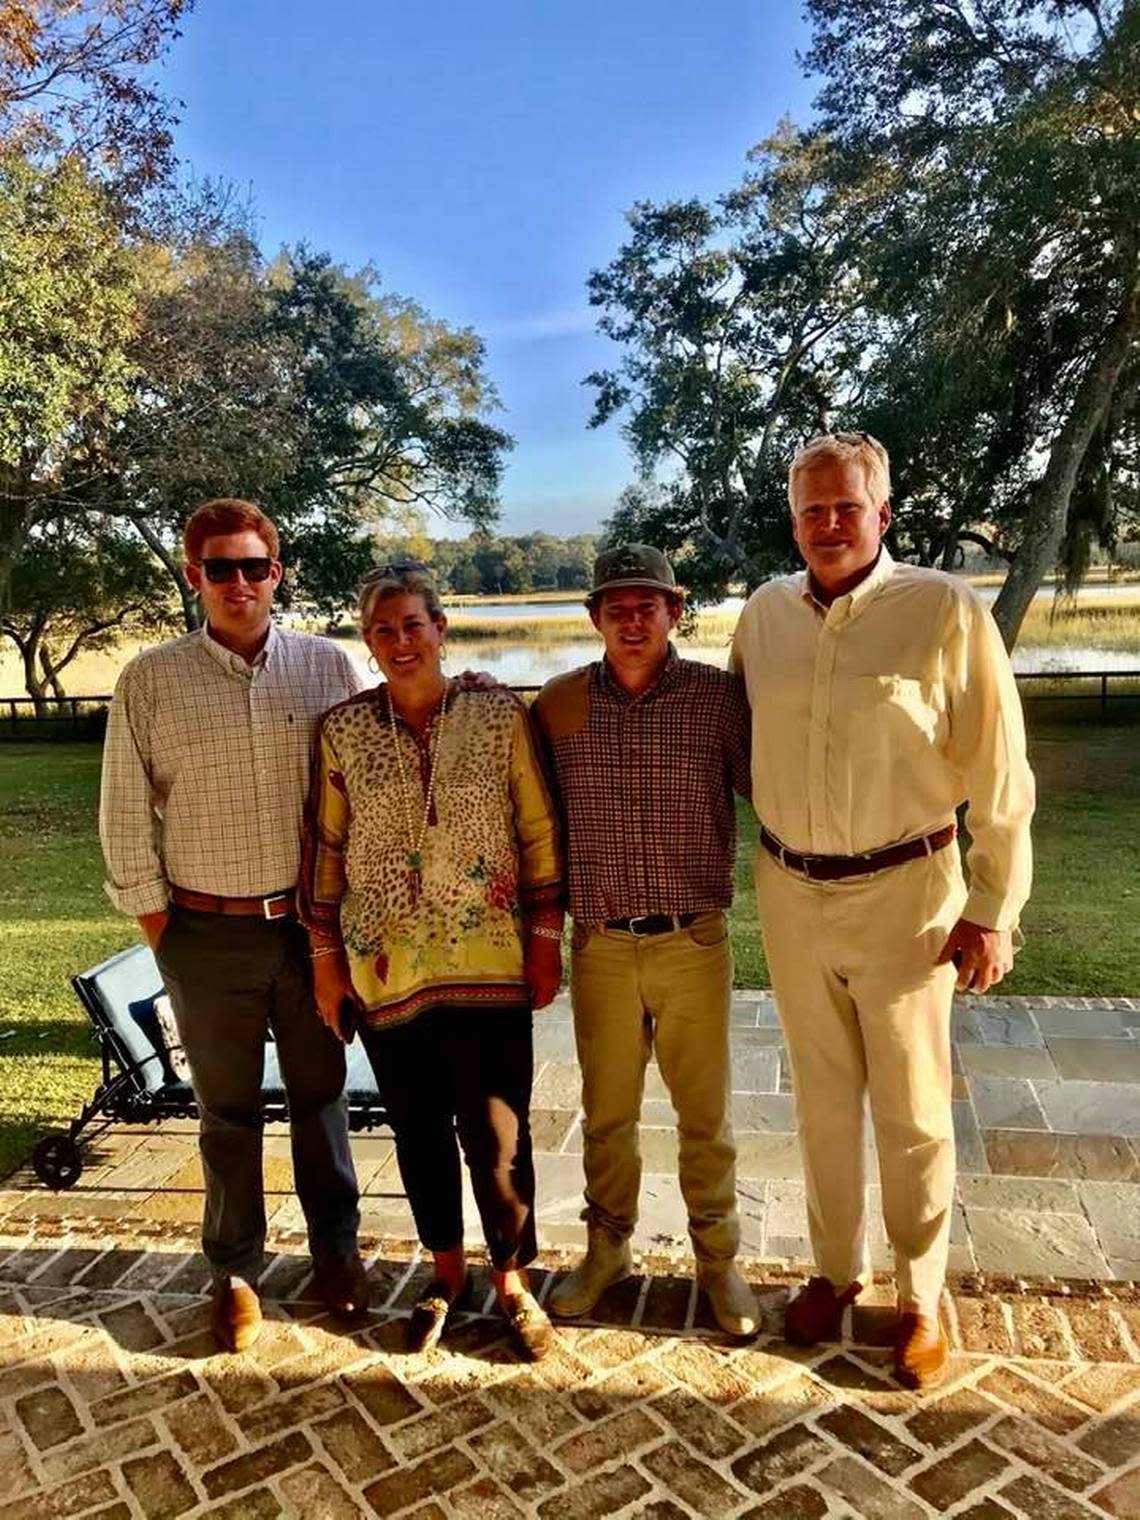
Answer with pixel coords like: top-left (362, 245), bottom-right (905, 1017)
top-left (894, 1312), bottom-right (949, 1390)
top-left (500, 1289), bottom-right (553, 1362)
top-left (210, 1277), bottom-right (262, 1353)
top-left (407, 1274), bottom-right (469, 1354)
top-left (313, 1250), bottom-right (371, 1324)
top-left (784, 1276), bottom-right (861, 1346)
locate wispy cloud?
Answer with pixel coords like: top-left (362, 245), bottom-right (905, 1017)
top-left (482, 306), bottom-right (597, 342)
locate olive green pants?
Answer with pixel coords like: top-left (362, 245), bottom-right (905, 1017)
top-left (569, 911), bottom-right (739, 1265)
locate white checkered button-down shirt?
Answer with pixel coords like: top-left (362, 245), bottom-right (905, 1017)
top-left (99, 624), bottom-right (365, 916)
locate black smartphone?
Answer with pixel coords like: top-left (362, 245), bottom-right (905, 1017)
top-left (338, 995), bottom-right (358, 1043)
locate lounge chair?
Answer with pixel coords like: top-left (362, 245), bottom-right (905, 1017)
top-left (32, 943), bottom-right (388, 1189)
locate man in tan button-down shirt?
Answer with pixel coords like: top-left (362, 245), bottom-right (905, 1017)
top-left (731, 432), bottom-right (1034, 1389)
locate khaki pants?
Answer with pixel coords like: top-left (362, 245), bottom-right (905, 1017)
top-left (754, 843), bottom-right (967, 1316)
top-left (570, 911), bottom-right (739, 1265)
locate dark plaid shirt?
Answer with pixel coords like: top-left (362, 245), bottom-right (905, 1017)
top-left (531, 649), bottom-right (752, 923)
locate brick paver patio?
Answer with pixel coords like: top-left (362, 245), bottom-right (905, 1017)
top-left (1, 989), bottom-right (1137, 1516)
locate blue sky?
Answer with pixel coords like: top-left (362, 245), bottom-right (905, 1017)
top-left (163, 2), bottom-right (816, 536)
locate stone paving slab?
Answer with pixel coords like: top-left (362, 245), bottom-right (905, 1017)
top-left (12, 991), bottom-right (1140, 1287)
top-left (4, 985), bottom-right (1140, 1519)
top-left (0, 1222), bottom-right (1138, 1520)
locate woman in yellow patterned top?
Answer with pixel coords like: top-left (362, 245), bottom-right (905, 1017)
top-left (301, 566), bottom-right (563, 1359)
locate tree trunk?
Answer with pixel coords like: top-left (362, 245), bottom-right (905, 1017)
top-left (17, 632), bottom-right (49, 714)
top-left (134, 518), bottom-right (200, 630)
top-left (39, 644), bottom-right (66, 700)
top-left (992, 272), bottom-right (1140, 648)
top-left (0, 462), bottom-right (38, 618)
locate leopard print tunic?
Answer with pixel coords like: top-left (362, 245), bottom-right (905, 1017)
top-left (301, 682), bottom-right (562, 1027)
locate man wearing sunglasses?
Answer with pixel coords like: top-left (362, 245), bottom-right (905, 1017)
top-left (99, 498), bottom-right (368, 1353)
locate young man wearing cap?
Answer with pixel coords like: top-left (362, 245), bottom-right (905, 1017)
top-left (731, 433), bottom-right (1034, 1388)
top-left (531, 544), bottom-right (757, 1336)
top-left (99, 498), bottom-right (368, 1353)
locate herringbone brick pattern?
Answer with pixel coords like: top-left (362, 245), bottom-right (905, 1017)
top-left (1, 1224), bottom-right (1138, 1519)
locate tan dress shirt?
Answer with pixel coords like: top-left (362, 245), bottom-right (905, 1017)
top-left (731, 550), bottom-right (1034, 931)
top-left (100, 623), bottom-right (364, 915)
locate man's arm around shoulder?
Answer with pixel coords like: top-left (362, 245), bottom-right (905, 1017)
top-left (531, 666), bottom-right (592, 747)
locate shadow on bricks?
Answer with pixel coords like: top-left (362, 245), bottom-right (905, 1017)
top-left (1, 1235), bottom-right (1139, 1518)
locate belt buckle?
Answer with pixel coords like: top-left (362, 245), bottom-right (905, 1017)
top-left (785, 846), bottom-right (813, 878)
top-left (262, 893), bottom-right (290, 920)
top-left (626, 915), bottom-right (652, 936)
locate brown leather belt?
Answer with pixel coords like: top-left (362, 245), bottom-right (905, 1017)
top-left (169, 886), bottom-right (296, 919)
top-left (759, 824), bottom-right (956, 882)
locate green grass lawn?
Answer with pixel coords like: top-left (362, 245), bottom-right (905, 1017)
top-left (2, 711), bottom-right (1139, 1182)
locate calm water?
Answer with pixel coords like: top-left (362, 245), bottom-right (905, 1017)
top-left (445, 597), bottom-right (747, 620)
top-left (343, 638), bottom-right (1140, 688)
top-left (448, 586), bottom-right (1136, 620)
top-left (2, 584), bottom-right (1135, 698)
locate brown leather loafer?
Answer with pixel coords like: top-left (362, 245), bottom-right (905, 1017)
top-left (407, 1273), bottom-right (469, 1354)
top-left (784, 1276), bottom-right (861, 1346)
top-left (313, 1250), bottom-right (371, 1325)
top-left (210, 1277), bottom-right (262, 1353)
top-left (501, 1289), bottom-right (553, 1362)
top-left (894, 1312), bottom-right (949, 1390)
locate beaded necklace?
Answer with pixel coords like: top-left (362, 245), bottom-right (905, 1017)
top-left (386, 682), bottom-right (449, 898)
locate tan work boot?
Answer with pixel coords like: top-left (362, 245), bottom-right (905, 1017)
top-left (548, 1232), bottom-right (632, 1318)
top-left (699, 1262), bottom-right (759, 1339)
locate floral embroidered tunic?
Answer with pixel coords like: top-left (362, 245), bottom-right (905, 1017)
top-left (300, 683), bottom-right (563, 1028)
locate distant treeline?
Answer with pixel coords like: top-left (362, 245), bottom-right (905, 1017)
top-left (374, 533), bottom-right (600, 597)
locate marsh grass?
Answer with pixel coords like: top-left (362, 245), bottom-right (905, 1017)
top-left (442, 589), bottom-right (584, 606)
top-left (441, 597), bottom-right (1140, 653)
top-left (443, 608), bottom-right (741, 646)
top-left (1018, 597), bottom-right (1140, 653)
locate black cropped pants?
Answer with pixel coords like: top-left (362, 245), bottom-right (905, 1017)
top-left (359, 1003), bottom-right (536, 1271)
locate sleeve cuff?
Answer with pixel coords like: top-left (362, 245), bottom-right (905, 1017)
top-left (104, 879), bottom-right (169, 917)
top-left (962, 888), bottom-right (1023, 933)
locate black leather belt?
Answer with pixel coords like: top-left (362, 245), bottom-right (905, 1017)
top-left (604, 913), bottom-right (700, 936)
top-left (759, 824), bottom-right (956, 882)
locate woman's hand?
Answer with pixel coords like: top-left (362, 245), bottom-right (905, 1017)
top-left (311, 950), bottom-right (355, 1041)
top-left (525, 933), bottom-right (562, 1010)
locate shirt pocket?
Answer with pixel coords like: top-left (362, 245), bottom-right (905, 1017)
top-left (851, 675), bottom-right (945, 753)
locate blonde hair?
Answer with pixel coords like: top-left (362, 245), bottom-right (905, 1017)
top-left (788, 432), bottom-right (891, 508)
top-left (357, 565), bottom-right (445, 632)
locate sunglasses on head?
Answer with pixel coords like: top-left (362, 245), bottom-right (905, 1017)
top-left (199, 557), bottom-right (275, 584)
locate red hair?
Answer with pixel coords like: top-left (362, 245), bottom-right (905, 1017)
top-left (183, 499), bottom-right (280, 562)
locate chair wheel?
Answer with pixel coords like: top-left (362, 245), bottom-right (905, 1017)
top-left (32, 1134), bottom-right (83, 1191)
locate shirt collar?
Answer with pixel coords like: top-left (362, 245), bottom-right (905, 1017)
top-left (597, 642), bottom-right (680, 703)
top-left (799, 546), bottom-right (895, 620)
top-left (200, 619), bottom-right (277, 675)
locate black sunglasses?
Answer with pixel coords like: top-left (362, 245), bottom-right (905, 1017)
top-left (200, 557), bottom-right (275, 584)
